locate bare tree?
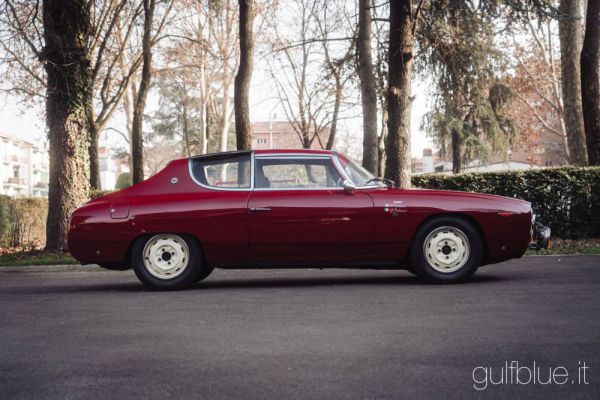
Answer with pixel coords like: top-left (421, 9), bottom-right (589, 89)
top-left (42, 0), bottom-right (92, 250)
top-left (357, 0), bottom-right (378, 174)
top-left (234, 0), bottom-right (253, 150)
top-left (558, 0), bottom-right (588, 165)
top-left (581, 0), bottom-right (600, 165)
top-left (315, 1), bottom-right (355, 150)
top-left (507, 16), bottom-right (570, 164)
top-left (0, 0), bottom-right (149, 189)
top-left (270, 0), bottom-right (355, 150)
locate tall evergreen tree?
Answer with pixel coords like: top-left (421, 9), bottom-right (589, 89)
top-left (420, 2), bottom-right (516, 173)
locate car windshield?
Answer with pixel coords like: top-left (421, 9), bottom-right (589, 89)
top-left (338, 155), bottom-right (386, 187)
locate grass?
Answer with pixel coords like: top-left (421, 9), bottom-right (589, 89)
top-left (525, 238), bottom-right (600, 256)
top-left (0, 250), bottom-right (77, 267)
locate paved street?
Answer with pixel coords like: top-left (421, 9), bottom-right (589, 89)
top-left (0, 255), bottom-right (599, 399)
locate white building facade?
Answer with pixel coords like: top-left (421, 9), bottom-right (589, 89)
top-left (0, 132), bottom-right (49, 197)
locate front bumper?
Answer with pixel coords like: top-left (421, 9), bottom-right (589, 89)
top-left (529, 223), bottom-right (551, 250)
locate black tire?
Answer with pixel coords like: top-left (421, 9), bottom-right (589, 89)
top-left (196, 265), bottom-right (215, 282)
top-left (132, 234), bottom-right (205, 290)
top-left (410, 216), bottom-right (483, 283)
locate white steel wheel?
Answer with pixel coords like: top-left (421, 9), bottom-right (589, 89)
top-left (423, 226), bottom-right (470, 273)
top-left (142, 234), bottom-right (190, 280)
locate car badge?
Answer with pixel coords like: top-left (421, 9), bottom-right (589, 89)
top-left (384, 200), bottom-right (405, 216)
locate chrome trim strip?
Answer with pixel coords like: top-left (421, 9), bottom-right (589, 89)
top-left (332, 153), bottom-right (386, 190)
top-left (254, 154), bottom-right (331, 159)
top-left (186, 151), bottom-right (383, 192)
top-left (253, 187), bottom-right (345, 191)
top-left (188, 152), bottom-right (254, 192)
top-left (254, 153), bottom-right (346, 191)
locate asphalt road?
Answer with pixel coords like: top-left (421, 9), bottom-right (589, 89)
top-left (0, 256), bottom-right (599, 400)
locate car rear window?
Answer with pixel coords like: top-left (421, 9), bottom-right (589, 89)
top-left (191, 153), bottom-right (251, 188)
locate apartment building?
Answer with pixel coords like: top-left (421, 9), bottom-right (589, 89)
top-left (0, 132), bottom-right (49, 197)
top-left (251, 121), bottom-right (330, 150)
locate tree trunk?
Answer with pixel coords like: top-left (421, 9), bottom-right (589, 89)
top-left (384, 0), bottom-right (413, 189)
top-left (326, 79), bottom-right (342, 150)
top-left (43, 0), bottom-right (92, 251)
top-left (559, 0), bottom-right (588, 165)
top-left (451, 128), bottom-right (462, 173)
top-left (131, 0), bottom-right (156, 184)
top-left (220, 90), bottom-right (231, 152)
top-left (581, 0), bottom-right (600, 165)
top-left (357, 0), bottom-right (379, 174)
top-left (234, 0), bottom-right (254, 151)
top-left (89, 117), bottom-right (101, 190)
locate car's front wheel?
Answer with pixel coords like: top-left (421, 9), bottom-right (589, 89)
top-left (132, 234), bottom-right (206, 290)
top-left (410, 217), bottom-right (483, 283)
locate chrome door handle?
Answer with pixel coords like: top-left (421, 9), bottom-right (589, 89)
top-left (249, 207), bottom-right (272, 212)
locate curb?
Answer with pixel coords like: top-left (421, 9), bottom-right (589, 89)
top-left (0, 264), bottom-right (106, 273)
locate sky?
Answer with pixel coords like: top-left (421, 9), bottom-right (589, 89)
top-left (0, 61), bottom-right (433, 159)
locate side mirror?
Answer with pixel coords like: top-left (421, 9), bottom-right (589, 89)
top-left (343, 180), bottom-right (357, 194)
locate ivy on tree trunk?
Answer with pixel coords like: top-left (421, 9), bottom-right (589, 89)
top-left (43, 0), bottom-right (92, 251)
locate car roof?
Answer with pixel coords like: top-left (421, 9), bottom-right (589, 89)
top-left (254, 149), bottom-right (333, 155)
top-left (189, 149), bottom-right (336, 159)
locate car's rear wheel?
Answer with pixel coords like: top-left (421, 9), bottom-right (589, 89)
top-left (410, 216), bottom-right (482, 283)
top-left (132, 234), bottom-right (205, 290)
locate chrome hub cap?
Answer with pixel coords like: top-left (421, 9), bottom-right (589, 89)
top-left (143, 234), bottom-right (189, 280)
top-left (423, 226), bottom-right (470, 273)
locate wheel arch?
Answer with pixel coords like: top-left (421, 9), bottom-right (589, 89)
top-left (409, 212), bottom-right (489, 264)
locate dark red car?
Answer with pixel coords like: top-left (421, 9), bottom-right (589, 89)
top-left (68, 149), bottom-right (550, 289)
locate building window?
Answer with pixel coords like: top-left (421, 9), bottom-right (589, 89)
top-left (256, 138), bottom-right (267, 145)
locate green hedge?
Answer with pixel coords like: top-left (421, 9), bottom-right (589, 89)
top-left (412, 166), bottom-right (600, 238)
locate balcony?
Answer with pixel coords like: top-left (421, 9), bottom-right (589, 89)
top-left (4, 177), bottom-right (26, 186)
top-left (34, 181), bottom-right (48, 189)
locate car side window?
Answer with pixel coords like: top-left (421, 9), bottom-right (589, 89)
top-left (191, 153), bottom-right (251, 188)
top-left (255, 158), bottom-right (343, 189)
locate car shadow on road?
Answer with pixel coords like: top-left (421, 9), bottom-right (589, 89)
top-left (194, 273), bottom-right (507, 291)
top-left (3, 272), bottom-right (508, 295)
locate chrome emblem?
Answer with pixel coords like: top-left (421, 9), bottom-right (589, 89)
top-left (384, 201), bottom-right (405, 216)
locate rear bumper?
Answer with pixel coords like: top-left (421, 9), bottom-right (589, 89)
top-left (529, 223), bottom-right (551, 250)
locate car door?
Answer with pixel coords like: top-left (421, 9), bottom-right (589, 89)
top-left (187, 152), bottom-right (253, 262)
top-left (247, 154), bottom-right (374, 262)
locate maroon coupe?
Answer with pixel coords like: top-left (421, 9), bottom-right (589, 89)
top-left (67, 149), bottom-right (550, 289)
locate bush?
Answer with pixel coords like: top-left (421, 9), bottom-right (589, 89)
top-left (115, 172), bottom-right (132, 189)
top-left (0, 196), bottom-right (48, 248)
top-left (412, 166), bottom-right (600, 238)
